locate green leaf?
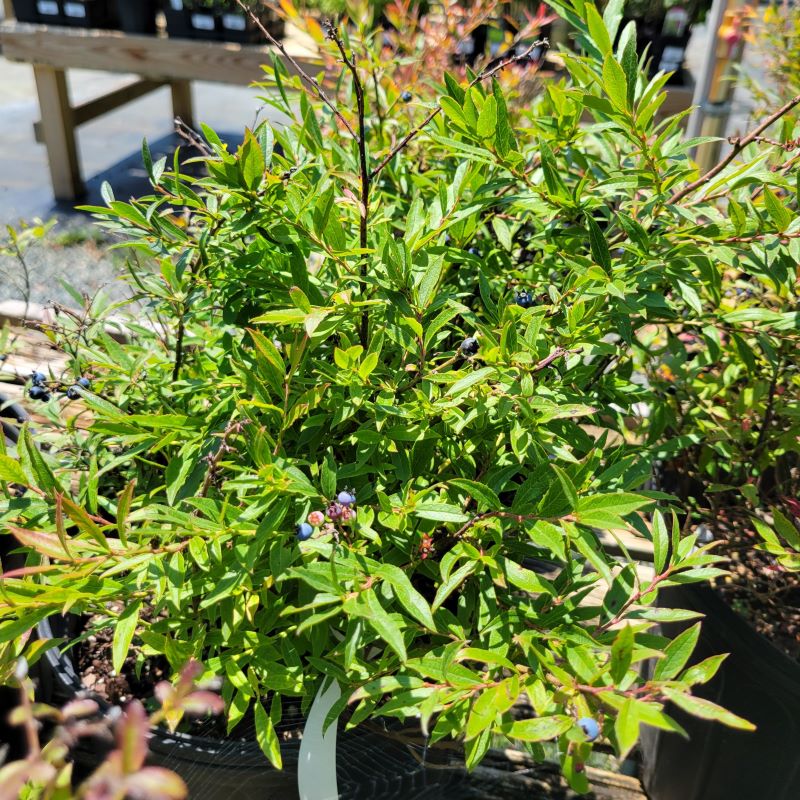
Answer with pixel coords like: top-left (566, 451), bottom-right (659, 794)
top-left (447, 367), bottom-right (496, 397)
top-left (609, 624), bottom-right (634, 683)
top-left (504, 715), bottom-right (573, 742)
top-left (663, 689), bottom-right (755, 731)
top-left (254, 700), bottom-right (283, 769)
top-left (651, 510), bottom-right (669, 574)
top-left (585, 2), bottom-right (612, 55)
top-left (112, 601), bottom-right (141, 674)
top-left (363, 589), bottom-right (407, 662)
top-left (602, 0), bottom-right (625, 41)
top-left (602, 55), bottom-right (629, 111)
top-left (575, 492), bottom-right (649, 529)
top-left (416, 252), bottom-right (444, 308)
top-left (375, 563), bottom-right (436, 630)
top-left (614, 696), bottom-right (640, 758)
top-left (414, 502), bottom-right (470, 523)
top-left (771, 508), bottom-right (800, 549)
top-left (680, 654), bottom-right (727, 686)
top-left (763, 186), bottom-right (792, 232)
top-left (466, 685), bottom-right (501, 740)
top-left (0, 455), bottom-right (28, 486)
top-left (585, 214), bottom-right (611, 271)
top-left (476, 95), bottom-right (498, 138)
top-left (653, 622), bottom-right (701, 680)
top-left (449, 478), bottom-right (502, 511)
top-left (252, 308), bottom-right (310, 325)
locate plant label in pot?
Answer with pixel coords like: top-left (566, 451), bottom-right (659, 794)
top-left (191, 12), bottom-right (215, 32)
top-left (221, 13), bottom-right (246, 32)
top-left (35, 0), bottom-right (58, 16)
top-left (298, 680), bottom-right (340, 800)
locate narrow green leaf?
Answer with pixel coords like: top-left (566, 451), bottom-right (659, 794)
top-left (652, 510), bottom-right (669, 574)
top-left (449, 478), bottom-right (502, 511)
top-left (376, 563), bottom-right (436, 630)
top-left (763, 186), bottom-right (792, 232)
top-left (363, 589), bottom-right (407, 662)
top-left (654, 623), bottom-right (701, 680)
top-left (112, 601), bottom-right (141, 674)
top-left (663, 689), bottom-right (755, 731)
top-left (602, 55), bottom-right (629, 111)
top-left (254, 700), bottom-right (283, 769)
top-left (614, 696), bottom-right (640, 758)
top-left (0, 455), bottom-right (28, 487)
top-left (609, 625), bottom-right (634, 683)
top-left (585, 2), bottom-right (612, 55)
top-left (505, 715), bottom-right (573, 742)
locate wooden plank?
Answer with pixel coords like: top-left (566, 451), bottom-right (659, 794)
top-left (2, 0), bottom-right (13, 19)
top-left (72, 78), bottom-right (165, 126)
top-left (0, 21), bottom-right (321, 85)
top-left (33, 78), bottom-right (166, 142)
top-left (170, 80), bottom-right (195, 130)
top-left (32, 64), bottom-right (84, 200)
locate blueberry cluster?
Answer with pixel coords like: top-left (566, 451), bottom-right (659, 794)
top-left (28, 371), bottom-right (50, 402)
top-left (460, 337), bottom-right (479, 356)
top-left (28, 372), bottom-right (91, 403)
top-left (295, 489), bottom-right (357, 541)
top-left (514, 290), bottom-right (534, 309)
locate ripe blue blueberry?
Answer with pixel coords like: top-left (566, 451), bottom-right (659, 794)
top-left (66, 386), bottom-right (81, 400)
top-left (28, 385), bottom-right (50, 402)
top-left (295, 522), bottom-right (314, 541)
top-left (77, 377), bottom-right (91, 389)
top-left (401, 90), bottom-right (413, 102)
top-left (31, 371), bottom-right (46, 386)
top-left (460, 337), bottom-right (479, 356)
top-left (515, 290), bottom-right (534, 309)
top-left (337, 490), bottom-right (356, 506)
top-left (467, 247), bottom-right (479, 256)
top-left (578, 717), bottom-right (600, 741)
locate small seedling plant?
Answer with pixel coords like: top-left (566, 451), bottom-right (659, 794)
top-left (4, 0), bottom-right (799, 790)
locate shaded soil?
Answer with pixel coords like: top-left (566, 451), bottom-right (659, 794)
top-left (74, 618), bottom-right (169, 706)
top-left (710, 509), bottom-right (800, 662)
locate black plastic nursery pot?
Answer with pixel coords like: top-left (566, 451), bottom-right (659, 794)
top-left (59, 0), bottom-right (118, 29)
top-left (35, 614), bottom-right (470, 799)
top-left (163, 0), bottom-right (218, 41)
top-left (113, 0), bottom-right (157, 34)
top-left (217, 7), bottom-right (284, 44)
top-left (163, 1), bottom-right (284, 42)
top-left (13, 0), bottom-right (63, 24)
top-left (640, 582), bottom-right (800, 800)
top-left (10, 0), bottom-right (39, 22)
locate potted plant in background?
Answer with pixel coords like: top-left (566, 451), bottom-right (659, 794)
top-left (163, 0), bottom-right (285, 42)
top-left (636, 0), bottom-right (800, 794)
top-left (114, 0), bottom-right (158, 35)
top-left (2, 0), bottom-right (799, 795)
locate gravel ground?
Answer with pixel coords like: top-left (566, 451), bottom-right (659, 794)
top-left (0, 220), bottom-right (134, 309)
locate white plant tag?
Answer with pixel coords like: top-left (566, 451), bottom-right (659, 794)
top-left (63, 2), bottom-right (87, 18)
top-left (298, 679), bottom-right (340, 800)
top-left (36, 0), bottom-right (59, 15)
top-left (169, 0), bottom-right (183, 10)
top-left (191, 13), bottom-right (215, 32)
top-left (222, 13), bottom-right (246, 31)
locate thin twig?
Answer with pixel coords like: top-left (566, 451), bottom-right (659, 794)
top-left (324, 21), bottom-right (371, 347)
top-left (370, 39), bottom-right (549, 180)
top-left (174, 117), bottom-right (213, 156)
top-left (235, 0), bottom-right (357, 139)
top-left (668, 92), bottom-right (800, 205)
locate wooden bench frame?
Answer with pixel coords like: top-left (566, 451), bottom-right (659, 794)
top-left (0, 1), bottom-right (319, 201)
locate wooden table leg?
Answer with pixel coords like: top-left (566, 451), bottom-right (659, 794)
top-left (170, 80), bottom-right (195, 130)
top-left (32, 65), bottom-right (84, 202)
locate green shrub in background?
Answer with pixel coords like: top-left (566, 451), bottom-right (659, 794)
top-left (3, 0), bottom-right (800, 791)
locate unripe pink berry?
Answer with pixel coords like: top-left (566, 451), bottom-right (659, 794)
top-left (340, 506), bottom-right (353, 522)
top-left (308, 511), bottom-right (325, 526)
